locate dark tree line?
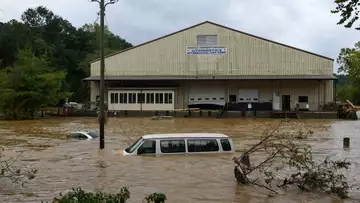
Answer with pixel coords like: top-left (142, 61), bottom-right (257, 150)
top-left (0, 6), bottom-right (132, 102)
top-left (0, 6), bottom-right (132, 119)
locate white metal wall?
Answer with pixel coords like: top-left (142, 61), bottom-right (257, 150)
top-left (183, 80), bottom-right (334, 111)
top-left (90, 22), bottom-right (333, 77)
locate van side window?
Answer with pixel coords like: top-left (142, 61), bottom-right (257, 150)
top-left (160, 140), bottom-right (185, 153)
top-left (137, 140), bottom-right (156, 155)
top-left (71, 133), bottom-right (88, 139)
top-left (187, 139), bottom-right (219, 152)
top-left (220, 139), bottom-right (232, 151)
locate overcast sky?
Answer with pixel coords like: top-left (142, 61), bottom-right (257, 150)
top-left (1, 0), bottom-right (359, 72)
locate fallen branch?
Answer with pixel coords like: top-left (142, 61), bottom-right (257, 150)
top-left (0, 147), bottom-right (37, 188)
top-left (233, 120), bottom-right (352, 199)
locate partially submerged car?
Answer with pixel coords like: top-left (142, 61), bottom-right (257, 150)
top-left (69, 131), bottom-right (99, 140)
top-left (121, 133), bottom-right (235, 156)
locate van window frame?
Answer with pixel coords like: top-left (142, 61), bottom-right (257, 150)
top-left (126, 137), bottom-right (144, 153)
top-left (137, 139), bottom-right (156, 155)
top-left (220, 139), bottom-right (232, 151)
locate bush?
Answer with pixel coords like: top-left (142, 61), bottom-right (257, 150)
top-left (46, 187), bottom-right (166, 203)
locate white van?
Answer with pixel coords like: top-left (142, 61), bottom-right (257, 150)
top-left (121, 133), bottom-right (235, 156)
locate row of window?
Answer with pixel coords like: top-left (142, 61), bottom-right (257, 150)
top-left (137, 139), bottom-right (231, 155)
top-left (110, 92), bottom-right (173, 104)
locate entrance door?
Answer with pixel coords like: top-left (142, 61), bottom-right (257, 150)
top-left (229, 95), bottom-right (237, 103)
top-left (282, 95), bottom-right (291, 111)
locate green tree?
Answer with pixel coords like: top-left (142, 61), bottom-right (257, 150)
top-left (332, 0), bottom-right (360, 30)
top-left (0, 20), bottom-right (32, 69)
top-left (0, 6), bottom-right (133, 104)
top-left (336, 41), bottom-right (360, 104)
top-left (0, 48), bottom-right (69, 120)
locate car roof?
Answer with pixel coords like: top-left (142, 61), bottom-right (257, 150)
top-left (142, 133), bottom-right (230, 139)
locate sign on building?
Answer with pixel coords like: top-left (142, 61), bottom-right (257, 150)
top-left (186, 46), bottom-right (227, 55)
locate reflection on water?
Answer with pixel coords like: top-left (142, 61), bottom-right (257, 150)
top-left (0, 117), bottom-right (359, 203)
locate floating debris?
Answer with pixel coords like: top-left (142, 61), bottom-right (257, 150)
top-left (337, 100), bottom-right (358, 120)
top-left (151, 116), bottom-right (174, 120)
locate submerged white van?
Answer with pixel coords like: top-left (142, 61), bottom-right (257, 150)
top-left (121, 133), bottom-right (235, 156)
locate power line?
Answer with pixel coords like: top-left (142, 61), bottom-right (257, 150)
top-left (94, 12), bottom-right (100, 24)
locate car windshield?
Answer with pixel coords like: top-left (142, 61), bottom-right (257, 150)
top-left (125, 137), bottom-right (143, 153)
top-left (87, 132), bottom-right (99, 138)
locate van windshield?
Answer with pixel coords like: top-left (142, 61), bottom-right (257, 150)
top-left (125, 137), bottom-right (143, 153)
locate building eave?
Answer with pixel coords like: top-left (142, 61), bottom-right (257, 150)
top-left (83, 75), bottom-right (338, 81)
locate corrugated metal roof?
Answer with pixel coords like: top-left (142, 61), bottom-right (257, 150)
top-left (83, 75), bottom-right (337, 81)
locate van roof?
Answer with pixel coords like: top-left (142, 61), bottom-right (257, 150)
top-left (142, 133), bottom-right (230, 139)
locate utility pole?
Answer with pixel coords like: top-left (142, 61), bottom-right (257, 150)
top-left (91, 0), bottom-right (118, 149)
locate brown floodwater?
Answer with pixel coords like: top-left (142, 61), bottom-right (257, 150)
top-left (0, 117), bottom-right (360, 203)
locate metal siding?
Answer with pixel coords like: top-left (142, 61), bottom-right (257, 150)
top-left (225, 80), bottom-right (328, 111)
top-left (90, 23), bottom-right (333, 77)
top-left (90, 81), bottom-right (100, 103)
top-left (174, 86), bottom-right (185, 110)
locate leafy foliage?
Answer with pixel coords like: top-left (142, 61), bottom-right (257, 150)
top-left (0, 6), bottom-right (132, 104)
top-left (51, 187), bottom-right (130, 203)
top-left (0, 147), bottom-right (38, 189)
top-left (144, 193), bottom-right (167, 203)
top-left (0, 48), bottom-right (69, 120)
top-left (47, 187), bottom-right (166, 203)
top-left (335, 41), bottom-right (360, 104)
top-left (233, 120), bottom-right (352, 199)
top-left (332, 0), bottom-right (360, 30)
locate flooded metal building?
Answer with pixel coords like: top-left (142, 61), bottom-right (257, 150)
top-left (84, 21), bottom-right (336, 111)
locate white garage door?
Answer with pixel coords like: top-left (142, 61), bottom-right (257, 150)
top-left (188, 84), bottom-right (226, 106)
top-left (238, 89), bottom-right (259, 103)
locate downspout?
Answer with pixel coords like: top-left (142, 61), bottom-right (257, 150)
top-left (334, 79), bottom-right (337, 102)
top-left (323, 81), bottom-right (326, 107)
top-left (318, 80), bottom-right (321, 111)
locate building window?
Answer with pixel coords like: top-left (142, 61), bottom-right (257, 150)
top-left (115, 93), bottom-right (119, 103)
top-left (164, 93), bottom-right (173, 104)
top-left (198, 98), bottom-right (202, 100)
top-left (197, 35), bottom-right (217, 46)
top-left (146, 93), bottom-right (154, 104)
top-left (110, 93), bottom-right (118, 104)
top-left (120, 93), bottom-right (128, 104)
top-left (298, 96), bottom-right (308, 103)
top-left (160, 140), bottom-right (185, 153)
top-left (212, 98), bottom-right (216, 100)
top-left (205, 98), bottom-right (209, 100)
top-left (137, 93), bottom-right (145, 104)
top-left (155, 93), bottom-right (163, 104)
top-left (129, 93), bottom-right (137, 104)
top-left (187, 139), bottom-right (219, 152)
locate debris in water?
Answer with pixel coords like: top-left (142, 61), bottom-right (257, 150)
top-left (151, 116), bottom-right (174, 120)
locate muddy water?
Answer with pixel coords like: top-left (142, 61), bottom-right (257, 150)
top-left (0, 117), bottom-right (359, 203)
